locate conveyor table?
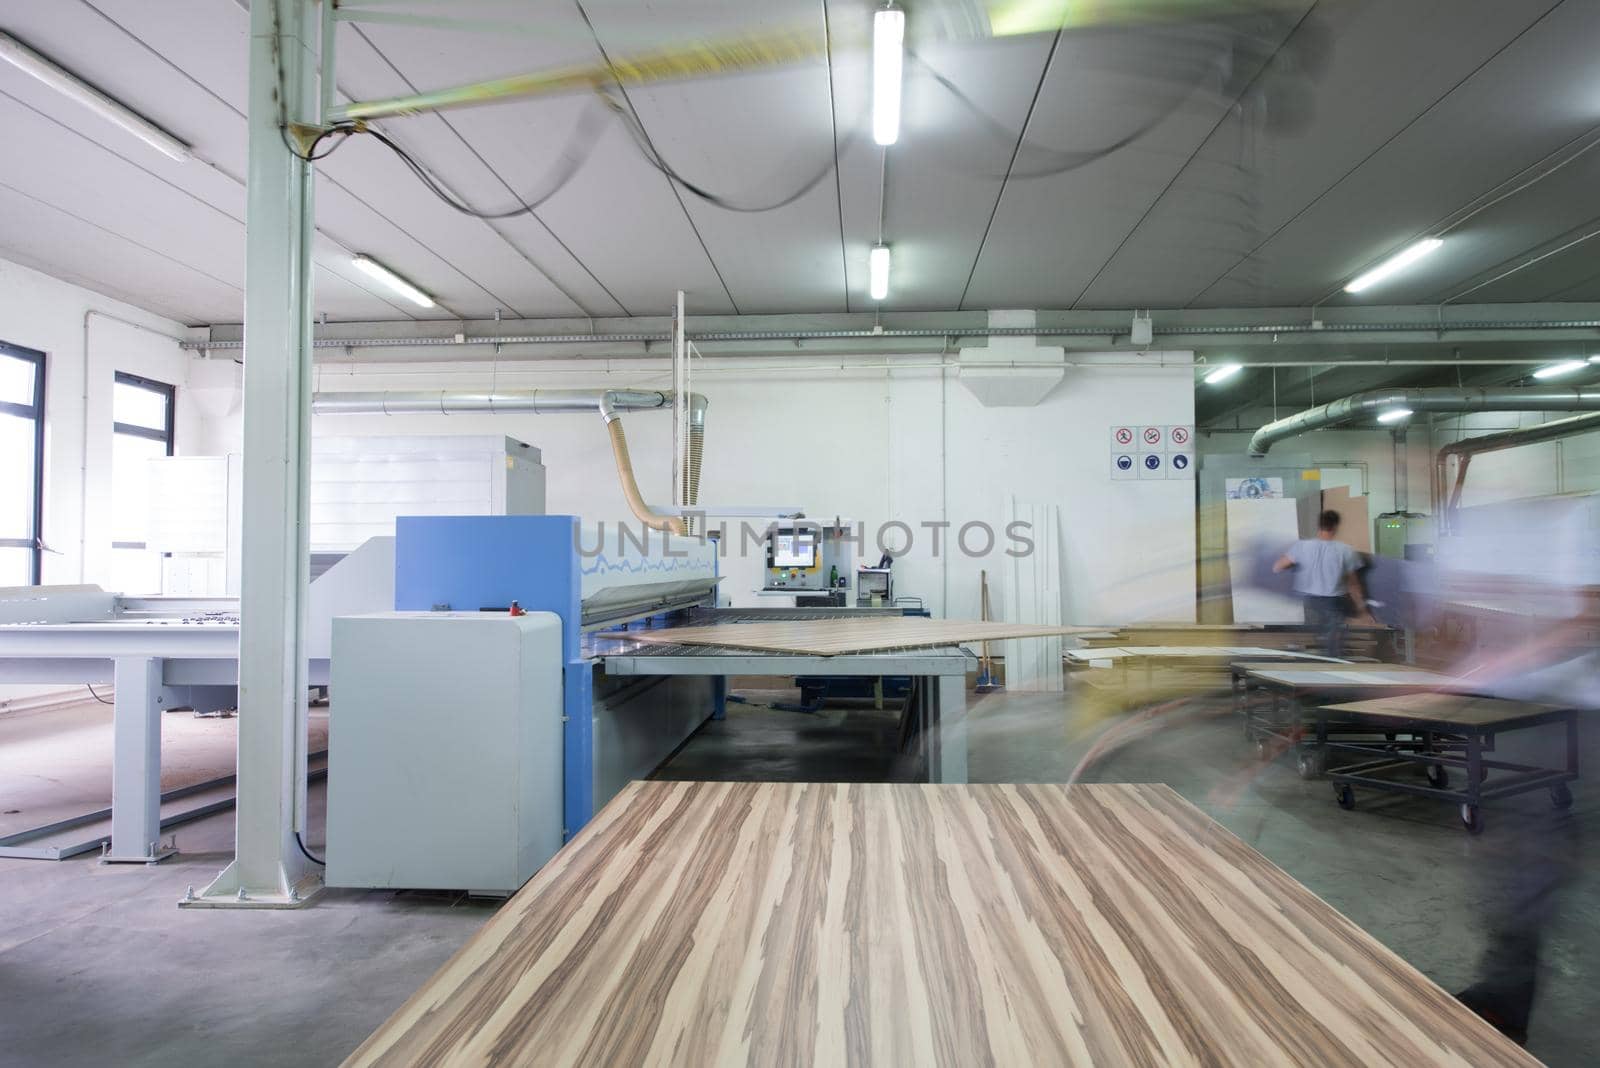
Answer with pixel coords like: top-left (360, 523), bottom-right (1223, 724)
top-left (345, 781), bottom-right (1534, 1066)
top-left (1318, 692), bottom-right (1580, 833)
top-left (1231, 662), bottom-right (1463, 776)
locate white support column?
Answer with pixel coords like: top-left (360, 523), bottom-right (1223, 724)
top-left (187, 0), bottom-right (321, 908)
top-left (104, 656), bottom-right (173, 864)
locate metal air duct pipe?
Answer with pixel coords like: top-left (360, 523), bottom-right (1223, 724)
top-left (1248, 387), bottom-right (1600, 456)
top-left (1433, 411), bottom-right (1600, 528)
top-left (310, 388), bottom-right (706, 534)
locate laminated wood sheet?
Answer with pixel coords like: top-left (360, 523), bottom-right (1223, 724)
top-left (604, 617), bottom-right (1096, 656)
top-left (346, 781), bottom-right (1535, 1067)
top-left (1226, 497), bottom-right (1303, 624)
top-left (1321, 692), bottom-right (1569, 728)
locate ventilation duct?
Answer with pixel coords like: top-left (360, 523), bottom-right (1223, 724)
top-left (310, 388), bottom-right (706, 534)
top-left (1434, 411), bottom-right (1600, 529)
top-left (1248, 387), bottom-right (1600, 456)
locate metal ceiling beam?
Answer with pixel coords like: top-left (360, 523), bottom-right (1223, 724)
top-left (185, 301), bottom-right (1600, 355)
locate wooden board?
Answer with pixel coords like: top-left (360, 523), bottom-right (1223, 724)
top-left (1065, 645), bottom-right (1344, 663)
top-left (599, 617), bottom-right (1097, 656)
top-left (1321, 691), bottom-right (1569, 728)
top-left (346, 781), bottom-right (1533, 1067)
top-left (1226, 497), bottom-right (1304, 623)
top-left (1245, 666), bottom-right (1462, 688)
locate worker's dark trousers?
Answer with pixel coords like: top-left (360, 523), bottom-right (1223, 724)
top-left (1302, 595), bottom-right (1348, 658)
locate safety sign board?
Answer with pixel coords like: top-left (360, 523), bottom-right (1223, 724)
top-left (1111, 424), bottom-right (1195, 481)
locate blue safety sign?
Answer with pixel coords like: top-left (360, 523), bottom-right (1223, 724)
top-left (1172, 453), bottom-right (1189, 470)
top-left (1116, 455), bottom-right (1133, 471)
top-left (1144, 454), bottom-right (1162, 470)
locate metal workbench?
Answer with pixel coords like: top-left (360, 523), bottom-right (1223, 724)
top-left (1316, 693), bottom-right (1580, 833)
top-left (0, 615), bottom-right (331, 863)
top-left (1231, 662), bottom-right (1464, 777)
top-left (588, 611), bottom-right (973, 785)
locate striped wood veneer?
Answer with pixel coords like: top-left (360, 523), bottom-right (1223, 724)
top-left (346, 781), bottom-right (1535, 1067)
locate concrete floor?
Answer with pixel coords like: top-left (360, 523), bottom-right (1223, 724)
top-left (0, 686), bottom-right (1593, 1066)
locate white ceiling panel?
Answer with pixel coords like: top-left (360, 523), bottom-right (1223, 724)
top-left (0, 180), bottom-right (240, 323)
top-left (959, 7), bottom-right (1314, 310)
top-left (1196, 0), bottom-right (1600, 308)
top-left (834, 23), bottom-right (1059, 312)
top-left (582, 1), bottom-right (844, 313)
top-left (1073, 0), bottom-right (1561, 309)
top-left (349, 11), bottom-right (736, 316)
top-left (4, 1), bottom-right (1600, 324)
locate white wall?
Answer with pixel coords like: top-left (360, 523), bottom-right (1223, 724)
top-left (0, 256), bottom-right (227, 709)
top-left (0, 256), bottom-right (218, 587)
top-left (253, 351), bottom-right (1199, 624)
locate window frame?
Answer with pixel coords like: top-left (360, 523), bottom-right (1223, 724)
top-left (110, 371), bottom-right (175, 555)
top-left (0, 341), bottom-right (46, 585)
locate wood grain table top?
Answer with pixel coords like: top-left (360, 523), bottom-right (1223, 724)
top-left (598, 617), bottom-right (1096, 656)
top-left (1066, 646), bottom-right (1343, 662)
top-left (346, 781), bottom-right (1533, 1068)
top-left (1321, 691), bottom-right (1572, 728)
top-left (1245, 666), bottom-right (1463, 688)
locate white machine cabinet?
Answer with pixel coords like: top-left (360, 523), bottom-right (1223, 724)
top-left (326, 611), bottom-right (563, 895)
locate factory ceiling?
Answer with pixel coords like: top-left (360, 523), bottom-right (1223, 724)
top-left (2, 1), bottom-right (1599, 330)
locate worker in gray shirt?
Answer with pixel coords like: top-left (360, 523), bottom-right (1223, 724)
top-left (1273, 509), bottom-right (1370, 657)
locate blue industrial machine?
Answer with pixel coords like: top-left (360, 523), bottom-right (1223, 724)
top-left (393, 515), bottom-right (722, 838)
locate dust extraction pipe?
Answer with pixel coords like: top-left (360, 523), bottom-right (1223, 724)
top-left (1248, 387), bottom-right (1600, 456)
top-left (1433, 410), bottom-right (1600, 526)
top-left (310, 388), bottom-right (706, 534)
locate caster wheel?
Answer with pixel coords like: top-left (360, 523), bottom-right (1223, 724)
top-left (1297, 752), bottom-right (1324, 779)
top-left (1460, 804), bottom-right (1484, 834)
top-left (1334, 784), bottom-right (1355, 810)
top-left (1255, 738), bottom-right (1269, 761)
top-left (1426, 765), bottom-right (1449, 789)
top-left (1551, 784), bottom-right (1573, 810)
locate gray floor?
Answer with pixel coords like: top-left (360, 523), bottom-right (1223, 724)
top-left (0, 685), bottom-right (1592, 1066)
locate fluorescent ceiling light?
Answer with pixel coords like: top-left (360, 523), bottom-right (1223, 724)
top-left (873, 9), bottom-right (904, 146)
top-left (1344, 238), bottom-right (1442, 294)
top-left (0, 32), bottom-right (190, 163)
top-left (1532, 359), bottom-right (1587, 379)
top-left (1203, 363), bottom-right (1242, 385)
top-left (869, 244), bottom-right (891, 301)
top-left (353, 256), bottom-right (436, 308)
top-left (1376, 408), bottom-right (1413, 424)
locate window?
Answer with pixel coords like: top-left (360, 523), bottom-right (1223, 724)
top-left (0, 342), bottom-right (45, 586)
top-left (110, 371), bottom-right (174, 594)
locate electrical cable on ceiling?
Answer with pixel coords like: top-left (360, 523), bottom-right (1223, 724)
top-left (906, 48), bottom-right (1192, 180)
top-left (600, 90), bottom-right (855, 214)
top-left (86, 684), bottom-right (112, 705)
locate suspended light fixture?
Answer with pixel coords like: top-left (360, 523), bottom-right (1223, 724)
top-left (0, 32), bottom-right (191, 162)
top-left (1344, 238), bottom-right (1442, 294)
top-left (869, 244), bottom-right (891, 301)
top-left (873, 8), bottom-right (904, 146)
top-left (353, 256), bottom-right (436, 308)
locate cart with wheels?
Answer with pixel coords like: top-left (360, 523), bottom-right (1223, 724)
top-left (1316, 692), bottom-right (1580, 833)
top-left (1232, 662), bottom-right (1465, 775)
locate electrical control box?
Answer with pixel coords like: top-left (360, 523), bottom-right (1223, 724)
top-left (1375, 512), bottom-right (1434, 560)
top-left (326, 611), bottom-right (563, 895)
top-left (762, 521), bottom-right (854, 593)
